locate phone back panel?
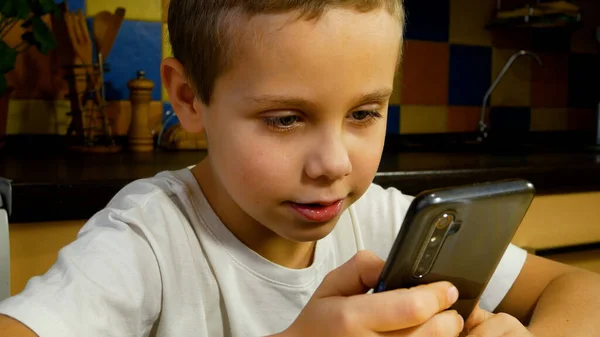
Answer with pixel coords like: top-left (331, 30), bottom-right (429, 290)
top-left (375, 179), bottom-right (535, 319)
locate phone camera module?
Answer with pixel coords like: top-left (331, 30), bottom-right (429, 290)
top-left (414, 265), bottom-right (428, 279)
top-left (435, 213), bottom-right (454, 229)
top-left (429, 236), bottom-right (442, 247)
top-left (412, 212), bottom-right (456, 279)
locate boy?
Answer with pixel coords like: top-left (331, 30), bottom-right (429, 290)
top-left (1, 0), bottom-right (600, 336)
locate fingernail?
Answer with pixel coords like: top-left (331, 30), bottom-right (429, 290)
top-left (447, 286), bottom-right (459, 303)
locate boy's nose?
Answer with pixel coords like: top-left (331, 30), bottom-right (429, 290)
top-left (304, 135), bottom-right (352, 181)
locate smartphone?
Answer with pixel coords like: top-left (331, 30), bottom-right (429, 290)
top-left (374, 179), bottom-right (535, 320)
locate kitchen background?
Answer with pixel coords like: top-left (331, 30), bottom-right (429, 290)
top-left (2, 0), bottom-right (600, 297)
top-left (2, 0), bottom-right (600, 138)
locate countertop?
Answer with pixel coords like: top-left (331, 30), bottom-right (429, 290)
top-left (2, 136), bottom-right (600, 223)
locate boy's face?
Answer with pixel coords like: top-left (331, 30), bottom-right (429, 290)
top-left (195, 8), bottom-right (401, 243)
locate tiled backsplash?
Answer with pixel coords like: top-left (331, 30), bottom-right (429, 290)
top-left (390, 0), bottom-right (600, 135)
top-left (4, 0), bottom-right (600, 135)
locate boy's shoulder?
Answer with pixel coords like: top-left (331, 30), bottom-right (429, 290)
top-left (0, 167), bottom-right (216, 337)
top-left (77, 167), bottom-right (200, 242)
top-left (351, 182), bottom-right (414, 222)
top-left (106, 167), bottom-right (194, 211)
top-left (357, 182), bottom-right (414, 205)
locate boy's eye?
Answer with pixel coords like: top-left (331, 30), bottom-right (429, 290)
top-left (352, 110), bottom-right (371, 120)
top-left (277, 115), bottom-right (299, 126)
top-left (349, 110), bottom-right (383, 124)
top-left (263, 115), bottom-right (300, 130)
top-left (262, 110), bottom-right (382, 132)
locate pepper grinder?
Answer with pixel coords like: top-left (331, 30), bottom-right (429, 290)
top-left (127, 70), bottom-right (155, 152)
top-left (596, 26), bottom-right (600, 147)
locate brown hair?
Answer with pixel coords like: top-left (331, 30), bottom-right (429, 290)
top-left (167, 0), bottom-right (405, 105)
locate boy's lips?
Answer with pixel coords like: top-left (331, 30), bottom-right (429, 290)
top-left (288, 199), bottom-right (345, 223)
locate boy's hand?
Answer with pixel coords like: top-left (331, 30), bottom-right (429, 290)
top-left (281, 250), bottom-right (464, 337)
top-left (463, 306), bottom-right (534, 337)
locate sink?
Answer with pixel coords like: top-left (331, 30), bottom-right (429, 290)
top-left (383, 131), bottom-right (600, 154)
top-left (405, 142), bottom-right (600, 154)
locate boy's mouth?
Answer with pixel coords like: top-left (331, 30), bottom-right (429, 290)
top-left (288, 199), bottom-right (344, 223)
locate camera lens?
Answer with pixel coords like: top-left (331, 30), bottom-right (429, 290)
top-left (415, 265), bottom-right (428, 278)
top-left (435, 213), bottom-right (454, 229)
top-left (429, 236), bottom-right (441, 247)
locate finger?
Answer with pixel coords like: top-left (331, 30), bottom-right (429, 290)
top-left (348, 281), bottom-right (460, 331)
top-left (379, 310), bottom-right (464, 337)
top-left (466, 312), bottom-right (524, 336)
top-left (464, 305), bottom-right (494, 332)
top-left (313, 250), bottom-right (385, 299)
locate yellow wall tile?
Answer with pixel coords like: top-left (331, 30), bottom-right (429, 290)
top-left (530, 108), bottom-right (569, 131)
top-left (86, 0), bottom-right (162, 21)
top-left (449, 0), bottom-right (493, 46)
top-left (162, 23), bottom-right (171, 101)
top-left (400, 105), bottom-right (448, 134)
top-left (7, 100), bottom-right (71, 135)
top-left (162, 23), bottom-right (172, 57)
top-left (491, 49), bottom-right (532, 107)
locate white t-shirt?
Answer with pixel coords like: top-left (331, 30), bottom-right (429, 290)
top-left (0, 168), bottom-right (526, 337)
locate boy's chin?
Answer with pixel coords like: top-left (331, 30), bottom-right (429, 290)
top-left (277, 218), bottom-right (340, 243)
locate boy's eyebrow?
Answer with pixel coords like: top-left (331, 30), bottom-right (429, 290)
top-left (243, 88), bottom-right (393, 108)
top-left (244, 95), bottom-right (315, 109)
top-left (356, 88), bottom-right (393, 104)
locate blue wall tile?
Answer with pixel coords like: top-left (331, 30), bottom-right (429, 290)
top-left (568, 53), bottom-right (600, 109)
top-left (449, 44), bottom-right (492, 106)
top-left (102, 20), bottom-right (162, 101)
top-left (162, 102), bottom-right (180, 130)
top-left (56, 0), bottom-right (85, 12)
top-left (403, 0), bottom-right (450, 42)
top-left (387, 105), bottom-right (400, 134)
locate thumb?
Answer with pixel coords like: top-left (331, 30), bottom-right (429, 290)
top-left (313, 250), bottom-right (385, 299)
top-left (464, 304), bottom-right (494, 332)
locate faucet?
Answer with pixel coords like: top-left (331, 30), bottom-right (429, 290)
top-left (478, 50), bottom-right (542, 141)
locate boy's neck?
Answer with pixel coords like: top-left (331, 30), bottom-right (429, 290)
top-left (252, 237), bottom-right (316, 269)
top-left (191, 160), bottom-right (316, 269)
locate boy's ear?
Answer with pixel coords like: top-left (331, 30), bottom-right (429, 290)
top-left (161, 57), bottom-right (205, 133)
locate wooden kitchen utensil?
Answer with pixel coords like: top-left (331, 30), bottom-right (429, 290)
top-left (65, 11), bottom-right (93, 67)
top-left (92, 11), bottom-right (112, 53)
top-left (51, 2), bottom-right (76, 69)
top-left (64, 10), bottom-right (119, 152)
top-left (100, 8), bottom-right (125, 59)
top-left (64, 10), bottom-right (93, 136)
top-left (53, 3), bottom-right (85, 138)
